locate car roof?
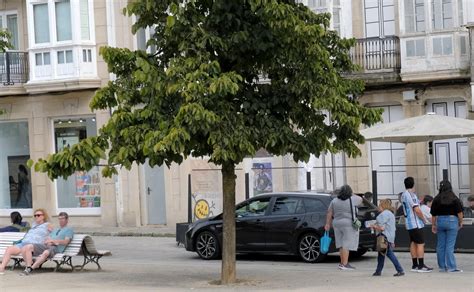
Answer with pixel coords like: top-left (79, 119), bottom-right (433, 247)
top-left (254, 191), bottom-right (333, 198)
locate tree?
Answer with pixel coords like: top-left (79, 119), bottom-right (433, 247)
top-left (33, 0), bottom-right (382, 284)
top-left (0, 29), bottom-right (11, 52)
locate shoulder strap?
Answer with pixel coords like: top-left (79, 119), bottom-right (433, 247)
top-left (349, 198), bottom-right (354, 221)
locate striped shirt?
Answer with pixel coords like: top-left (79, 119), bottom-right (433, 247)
top-left (401, 190), bottom-right (424, 230)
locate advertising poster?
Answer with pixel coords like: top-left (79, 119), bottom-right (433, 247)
top-left (253, 162), bottom-right (272, 196)
top-left (190, 161), bottom-right (222, 221)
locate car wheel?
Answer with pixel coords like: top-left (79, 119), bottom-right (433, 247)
top-left (195, 231), bottom-right (220, 260)
top-left (350, 248), bottom-right (368, 258)
top-left (298, 233), bottom-right (326, 263)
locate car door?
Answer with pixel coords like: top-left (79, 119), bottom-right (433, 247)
top-left (265, 196), bottom-right (304, 252)
top-left (235, 196), bottom-right (271, 252)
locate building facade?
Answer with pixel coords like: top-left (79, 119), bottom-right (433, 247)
top-left (0, 0), bottom-right (473, 228)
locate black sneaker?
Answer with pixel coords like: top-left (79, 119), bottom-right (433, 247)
top-left (372, 272), bottom-right (381, 276)
top-left (410, 266), bottom-right (418, 272)
top-left (19, 267), bottom-right (32, 276)
top-left (394, 272), bottom-right (405, 277)
top-left (417, 265), bottom-right (433, 273)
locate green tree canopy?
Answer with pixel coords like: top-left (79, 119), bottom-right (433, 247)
top-left (0, 29), bottom-right (12, 52)
top-left (33, 0), bottom-right (382, 284)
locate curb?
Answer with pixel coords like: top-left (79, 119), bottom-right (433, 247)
top-left (78, 231), bottom-right (176, 238)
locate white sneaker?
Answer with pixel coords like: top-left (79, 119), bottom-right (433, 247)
top-left (448, 269), bottom-right (463, 273)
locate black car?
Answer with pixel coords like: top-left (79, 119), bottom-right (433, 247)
top-left (185, 192), bottom-right (378, 263)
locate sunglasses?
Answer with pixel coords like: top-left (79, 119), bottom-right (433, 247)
top-left (34, 214), bottom-right (44, 217)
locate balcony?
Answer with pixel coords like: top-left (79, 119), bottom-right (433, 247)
top-left (0, 51), bottom-right (29, 85)
top-left (349, 36), bottom-right (401, 85)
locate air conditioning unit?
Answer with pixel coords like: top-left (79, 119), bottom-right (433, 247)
top-left (403, 90), bottom-right (418, 101)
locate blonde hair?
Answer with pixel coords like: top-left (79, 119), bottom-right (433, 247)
top-left (379, 199), bottom-right (394, 213)
top-left (33, 208), bottom-right (50, 222)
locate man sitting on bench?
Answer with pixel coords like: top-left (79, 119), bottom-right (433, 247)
top-left (20, 212), bottom-right (74, 276)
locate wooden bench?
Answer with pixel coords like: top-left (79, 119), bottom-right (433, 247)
top-left (0, 232), bottom-right (111, 272)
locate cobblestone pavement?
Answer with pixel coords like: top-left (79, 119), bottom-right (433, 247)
top-left (0, 236), bottom-right (472, 291)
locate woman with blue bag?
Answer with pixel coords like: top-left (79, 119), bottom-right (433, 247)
top-left (371, 199), bottom-right (404, 277)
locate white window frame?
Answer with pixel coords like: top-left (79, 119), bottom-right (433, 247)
top-left (405, 38), bottom-right (426, 57)
top-left (0, 10), bottom-right (19, 50)
top-left (364, 0), bottom-right (395, 38)
top-left (431, 0), bottom-right (454, 30)
top-left (432, 36), bottom-right (453, 56)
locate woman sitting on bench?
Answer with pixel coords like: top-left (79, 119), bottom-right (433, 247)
top-left (0, 208), bottom-right (52, 275)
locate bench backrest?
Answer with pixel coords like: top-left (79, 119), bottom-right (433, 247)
top-left (0, 232), bottom-right (25, 254)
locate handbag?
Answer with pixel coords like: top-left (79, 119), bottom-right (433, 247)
top-left (349, 197), bottom-right (362, 230)
top-left (320, 231), bottom-right (332, 254)
top-left (376, 234), bottom-right (388, 253)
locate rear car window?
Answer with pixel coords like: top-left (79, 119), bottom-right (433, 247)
top-left (271, 197), bottom-right (300, 215)
top-left (301, 198), bottom-right (327, 213)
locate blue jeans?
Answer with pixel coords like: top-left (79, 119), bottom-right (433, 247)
top-left (436, 215), bottom-right (459, 271)
top-left (375, 243), bottom-right (403, 274)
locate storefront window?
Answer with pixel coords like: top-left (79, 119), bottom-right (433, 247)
top-left (54, 117), bottom-right (100, 209)
top-left (0, 121), bottom-right (31, 209)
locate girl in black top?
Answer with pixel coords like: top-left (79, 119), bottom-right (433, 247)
top-left (430, 180), bottom-right (463, 272)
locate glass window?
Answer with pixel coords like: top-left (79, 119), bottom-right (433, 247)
top-left (57, 51), bottom-right (64, 64)
top-left (137, 28), bottom-right (146, 51)
top-left (365, 0), bottom-right (394, 37)
top-left (432, 0), bottom-right (453, 30)
top-left (271, 197), bottom-right (300, 215)
top-left (34, 3), bottom-right (50, 44)
top-left (433, 37), bottom-right (452, 55)
top-left (80, 0), bottom-right (90, 40)
top-left (55, 117), bottom-right (100, 209)
top-left (43, 52), bottom-right (50, 65)
top-left (405, 0), bottom-right (425, 33)
top-left (406, 39), bottom-right (425, 57)
top-left (65, 50), bottom-right (73, 63)
top-left (56, 0), bottom-right (72, 41)
top-left (6, 15), bottom-right (18, 49)
top-left (0, 121), bottom-right (31, 209)
top-left (236, 197), bottom-right (270, 217)
top-left (460, 36), bottom-right (467, 55)
top-left (302, 198), bottom-right (327, 213)
top-left (35, 53), bottom-right (43, 66)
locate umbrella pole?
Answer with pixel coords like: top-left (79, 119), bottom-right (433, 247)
top-left (371, 170), bottom-right (378, 205)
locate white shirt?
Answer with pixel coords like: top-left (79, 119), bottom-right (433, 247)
top-left (420, 204), bottom-right (432, 224)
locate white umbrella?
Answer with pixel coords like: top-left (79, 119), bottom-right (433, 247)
top-left (360, 112), bottom-right (474, 143)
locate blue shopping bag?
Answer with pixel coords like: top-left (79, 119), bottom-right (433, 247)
top-left (320, 231), bottom-right (332, 254)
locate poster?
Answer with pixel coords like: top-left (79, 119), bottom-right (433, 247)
top-left (253, 162), bottom-right (272, 196)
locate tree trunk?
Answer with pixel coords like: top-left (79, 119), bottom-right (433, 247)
top-left (221, 162), bottom-right (236, 284)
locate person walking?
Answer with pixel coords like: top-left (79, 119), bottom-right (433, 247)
top-left (371, 199), bottom-right (404, 277)
top-left (400, 177), bottom-right (432, 272)
top-left (325, 185), bottom-right (362, 270)
top-left (430, 180), bottom-right (464, 273)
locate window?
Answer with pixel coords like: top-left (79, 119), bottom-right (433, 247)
top-left (460, 36), bottom-right (467, 55)
top-left (33, 3), bottom-right (50, 44)
top-left (82, 49), bottom-right (92, 62)
top-left (308, 0), bottom-right (328, 13)
top-left (433, 36), bottom-right (452, 55)
top-left (406, 39), bottom-right (425, 57)
top-left (271, 197), bottom-right (300, 215)
top-left (35, 52), bottom-right (51, 66)
top-left (457, 0), bottom-right (463, 26)
top-left (55, 117), bottom-right (100, 209)
top-left (0, 13), bottom-right (19, 49)
top-left (55, 0), bottom-right (72, 41)
top-left (332, 0), bottom-right (341, 34)
top-left (405, 0), bottom-right (425, 32)
top-left (0, 121), bottom-right (31, 209)
top-left (301, 198), bottom-right (327, 213)
top-left (365, 0), bottom-right (395, 38)
top-left (80, 0), bottom-right (90, 40)
top-left (432, 0), bottom-right (453, 30)
top-left (57, 50), bottom-right (73, 64)
top-left (236, 197), bottom-right (270, 217)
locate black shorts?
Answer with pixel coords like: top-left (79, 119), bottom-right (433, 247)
top-left (408, 228), bottom-right (425, 244)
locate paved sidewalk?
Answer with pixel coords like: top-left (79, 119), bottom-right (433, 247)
top-left (73, 225), bottom-right (176, 237)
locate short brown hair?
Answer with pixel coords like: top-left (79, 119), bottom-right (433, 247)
top-left (58, 212), bottom-right (69, 219)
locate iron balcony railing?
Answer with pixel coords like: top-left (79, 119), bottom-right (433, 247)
top-left (350, 36), bottom-right (401, 72)
top-left (0, 51), bottom-right (29, 85)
